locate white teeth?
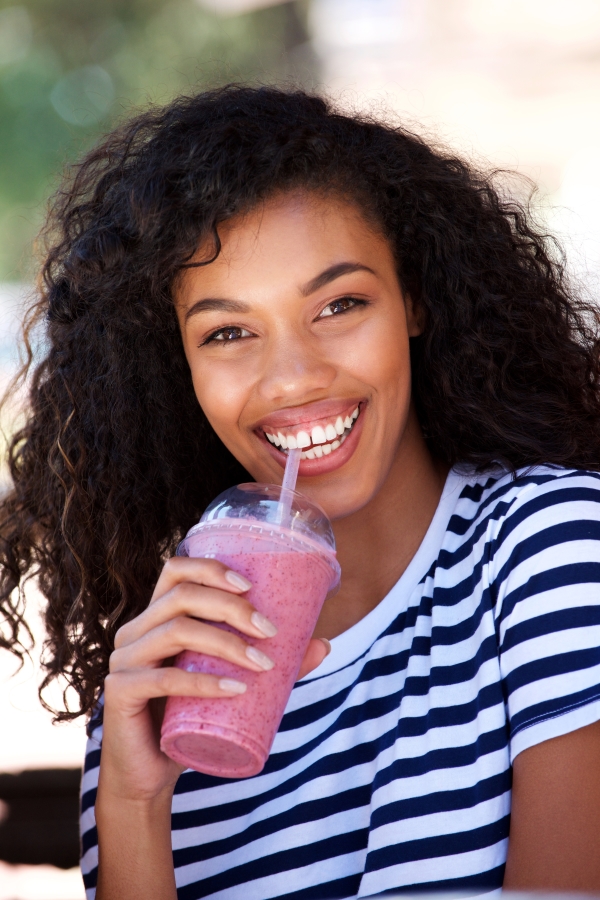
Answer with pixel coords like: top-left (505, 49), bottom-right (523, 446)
top-left (296, 432), bottom-right (346, 460)
top-left (268, 406), bottom-right (361, 457)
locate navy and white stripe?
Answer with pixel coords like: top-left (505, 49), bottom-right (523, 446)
top-left (81, 466), bottom-right (600, 898)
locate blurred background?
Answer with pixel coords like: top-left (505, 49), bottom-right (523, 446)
top-left (1, 0), bottom-right (600, 896)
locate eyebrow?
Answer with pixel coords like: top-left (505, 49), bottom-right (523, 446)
top-left (184, 297), bottom-right (251, 323)
top-left (300, 262), bottom-right (376, 296)
top-left (184, 261), bottom-right (376, 323)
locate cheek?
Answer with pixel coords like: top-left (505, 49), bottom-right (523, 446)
top-left (190, 363), bottom-right (247, 444)
top-left (343, 314), bottom-right (411, 401)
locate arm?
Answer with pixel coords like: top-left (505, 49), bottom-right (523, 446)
top-left (504, 719), bottom-right (600, 891)
top-left (96, 790), bottom-right (177, 900)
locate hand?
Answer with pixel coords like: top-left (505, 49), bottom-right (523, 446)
top-left (97, 557), bottom-right (329, 807)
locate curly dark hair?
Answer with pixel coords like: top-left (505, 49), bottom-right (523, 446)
top-left (2, 84), bottom-right (600, 721)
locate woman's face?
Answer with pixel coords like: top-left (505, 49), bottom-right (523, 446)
top-left (175, 192), bottom-right (422, 520)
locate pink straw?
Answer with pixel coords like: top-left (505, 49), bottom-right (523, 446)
top-left (277, 448), bottom-right (301, 524)
top-left (282, 447), bottom-right (301, 493)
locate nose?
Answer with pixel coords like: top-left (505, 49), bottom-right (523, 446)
top-left (257, 332), bottom-right (337, 404)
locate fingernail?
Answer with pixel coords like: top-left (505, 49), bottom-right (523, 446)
top-left (246, 645), bottom-right (275, 670)
top-left (250, 611), bottom-right (278, 638)
top-left (319, 638), bottom-right (332, 657)
top-left (225, 570), bottom-right (252, 591)
top-left (218, 678), bottom-right (247, 694)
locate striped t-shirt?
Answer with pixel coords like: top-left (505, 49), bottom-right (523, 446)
top-left (80, 465), bottom-right (600, 898)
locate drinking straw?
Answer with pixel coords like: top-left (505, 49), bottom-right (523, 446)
top-left (278, 448), bottom-right (302, 524)
top-left (282, 447), bottom-right (302, 493)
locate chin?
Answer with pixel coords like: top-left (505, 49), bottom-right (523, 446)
top-left (299, 478), bottom-right (379, 522)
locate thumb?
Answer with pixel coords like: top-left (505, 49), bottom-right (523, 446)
top-left (297, 638), bottom-right (332, 680)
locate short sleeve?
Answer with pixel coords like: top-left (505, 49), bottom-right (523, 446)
top-left (492, 470), bottom-right (600, 761)
top-left (80, 700), bottom-right (103, 899)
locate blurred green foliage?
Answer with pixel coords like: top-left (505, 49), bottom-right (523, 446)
top-left (0, 0), bottom-right (314, 280)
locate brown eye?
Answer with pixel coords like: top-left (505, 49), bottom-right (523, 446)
top-left (204, 326), bottom-right (252, 344)
top-left (319, 297), bottom-right (363, 318)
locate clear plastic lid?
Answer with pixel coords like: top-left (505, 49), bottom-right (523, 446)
top-left (182, 482), bottom-right (337, 554)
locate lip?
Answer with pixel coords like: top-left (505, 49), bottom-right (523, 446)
top-left (256, 398), bottom-right (363, 432)
top-left (259, 401), bottom-right (366, 477)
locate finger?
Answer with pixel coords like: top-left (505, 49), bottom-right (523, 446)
top-left (110, 616), bottom-right (275, 674)
top-left (297, 638), bottom-right (331, 680)
top-left (115, 581), bottom-right (277, 649)
top-left (104, 667), bottom-right (248, 718)
top-left (150, 556), bottom-right (251, 605)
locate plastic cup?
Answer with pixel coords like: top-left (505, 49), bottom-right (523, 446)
top-left (160, 483), bottom-right (340, 778)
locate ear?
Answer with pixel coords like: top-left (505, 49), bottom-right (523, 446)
top-left (405, 293), bottom-right (424, 337)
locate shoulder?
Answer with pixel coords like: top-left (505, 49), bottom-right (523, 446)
top-left (438, 465), bottom-right (600, 606)
top-left (450, 465), bottom-right (600, 544)
top-left (460, 466), bottom-right (600, 623)
top-left (461, 469), bottom-right (600, 761)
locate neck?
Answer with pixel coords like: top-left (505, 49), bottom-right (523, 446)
top-left (314, 407), bottom-right (449, 640)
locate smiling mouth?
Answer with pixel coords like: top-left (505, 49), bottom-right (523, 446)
top-left (263, 406), bottom-right (360, 460)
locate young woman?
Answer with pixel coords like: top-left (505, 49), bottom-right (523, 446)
top-left (2, 86), bottom-right (600, 899)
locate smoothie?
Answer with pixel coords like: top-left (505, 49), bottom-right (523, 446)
top-left (160, 485), bottom-right (340, 778)
top-left (161, 541), bottom-right (334, 777)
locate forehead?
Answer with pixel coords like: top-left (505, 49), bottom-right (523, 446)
top-left (176, 192), bottom-right (395, 299)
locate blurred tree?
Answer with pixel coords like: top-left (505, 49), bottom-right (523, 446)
top-left (0, 0), bottom-right (315, 280)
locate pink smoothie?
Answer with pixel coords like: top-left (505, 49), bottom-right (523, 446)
top-left (160, 528), bottom-right (337, 778)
